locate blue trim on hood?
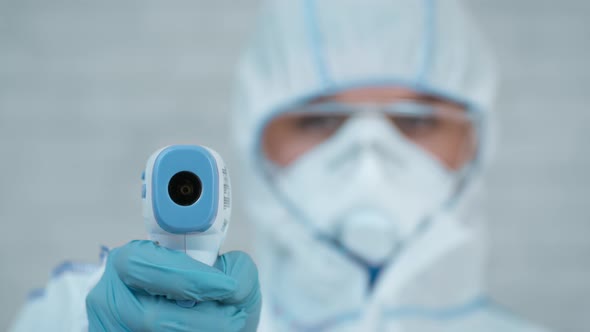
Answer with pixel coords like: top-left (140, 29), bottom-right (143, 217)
top-left (303, 0), bottom-right (332, 87)
top-left (416, 0), bottom-right (436, 84)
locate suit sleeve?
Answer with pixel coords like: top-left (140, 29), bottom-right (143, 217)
top-left (9, 260), bottom-right (105, 332)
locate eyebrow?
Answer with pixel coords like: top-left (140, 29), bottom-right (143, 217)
top-left (413, 94), bottom-right (441, 103)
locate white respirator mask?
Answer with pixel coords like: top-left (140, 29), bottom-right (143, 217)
top-left (269, 112), bottom-right (458, 269)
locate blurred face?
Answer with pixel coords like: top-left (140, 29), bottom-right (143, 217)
top-left (262, 87), bottom-right (477, 171)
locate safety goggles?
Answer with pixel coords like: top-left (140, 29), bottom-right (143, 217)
top-left (261, 100), bottom-right (480, 170)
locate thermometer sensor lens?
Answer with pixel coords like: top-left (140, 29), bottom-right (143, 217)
top-left (168, 171), bottom-right (202, 206)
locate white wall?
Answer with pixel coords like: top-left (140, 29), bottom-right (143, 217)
top-left (468, 1), bottom-right (590, 331)
top-left (0, 1), bottom-right (588, 331)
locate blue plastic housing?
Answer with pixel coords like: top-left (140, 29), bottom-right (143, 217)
top-left (152, 145), bottom-right (219, 234)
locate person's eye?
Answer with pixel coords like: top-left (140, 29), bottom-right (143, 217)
top-left (392, 115), bottom-right (439, 136)
top-left (294, 116), bottom-right (346, 132)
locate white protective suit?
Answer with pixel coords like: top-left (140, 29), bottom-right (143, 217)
top-left (231, 0), bottom-right (549, 331)
top-left (10, 0), bottom-right (549, 331)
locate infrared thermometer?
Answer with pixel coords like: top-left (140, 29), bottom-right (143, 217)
top-left (142, 145), bottom-right (231, 306)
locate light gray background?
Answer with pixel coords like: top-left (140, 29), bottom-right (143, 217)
top-left (0, 1), bottom-right (588, 331)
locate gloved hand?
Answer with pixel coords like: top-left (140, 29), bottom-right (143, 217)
top-left (86, 240), bottom-right (261, 331)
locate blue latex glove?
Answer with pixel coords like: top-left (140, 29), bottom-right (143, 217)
top-left (86, 240), bottom-right (261, 331)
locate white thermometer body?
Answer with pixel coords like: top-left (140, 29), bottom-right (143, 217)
top-left (142, 145), bottom-right (232, 305)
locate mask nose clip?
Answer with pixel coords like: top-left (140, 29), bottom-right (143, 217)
top-left (340, 112), bottom-right (407, 170)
